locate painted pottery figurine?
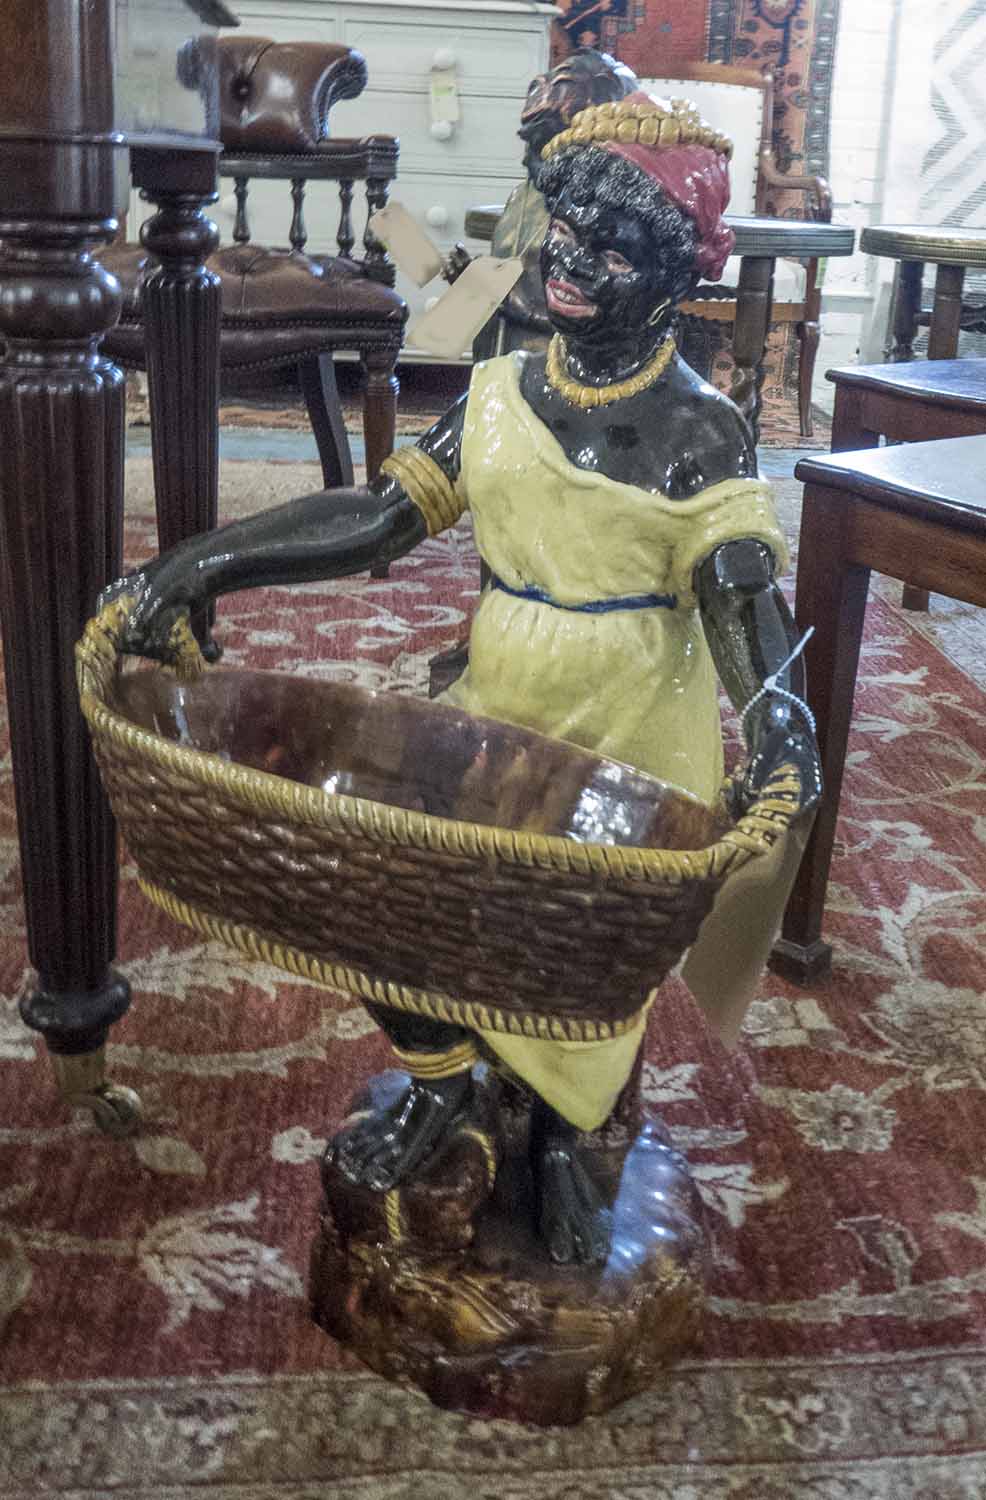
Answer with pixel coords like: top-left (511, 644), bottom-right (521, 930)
top-left (105, 91), bottom-right (821, 1423)
top-left (443, 47), bottom-right (638, 359)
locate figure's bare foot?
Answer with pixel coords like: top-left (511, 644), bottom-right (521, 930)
top-left (531, 1101), bottom-right (613, 1266)
top-left (328, 1072), bottom-right (472, 1192)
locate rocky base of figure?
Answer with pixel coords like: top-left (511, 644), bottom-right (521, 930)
top-left (310, 1068), bottom-right (707, 1426)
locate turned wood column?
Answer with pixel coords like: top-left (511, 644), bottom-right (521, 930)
top-left (0, 0), bottom-right (139, 1132)
top-left (362, 343), bottom-right (400, 580)
top-left (730, 254), bottom-right (775, 444)
top-left (133, 146), bottom-right (222, 650)
top-left (887, 260), bottom-right (924, 362)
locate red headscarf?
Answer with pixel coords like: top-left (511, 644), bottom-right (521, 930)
top-left (599, 93), bottom-right (734, 282)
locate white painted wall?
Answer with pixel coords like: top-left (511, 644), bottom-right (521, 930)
top-left (812, 0), bottom-right (936, 412)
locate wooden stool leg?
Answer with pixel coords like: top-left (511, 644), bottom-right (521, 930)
top-left (888, 259), bottom-right (923, 361)
top-left (361, 344), bottom-right (400, 580)
top-left (771, 483), bottom-right (872, 984)
top-left (730, 254), bottom-right (774, 444)
top-left (927, 263), bottom-right (965, 359)
top-left (300, 353), bottom-right (354, 489)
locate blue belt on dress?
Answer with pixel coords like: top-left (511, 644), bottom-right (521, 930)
top-left (490, 573), bottom-right (677, 614)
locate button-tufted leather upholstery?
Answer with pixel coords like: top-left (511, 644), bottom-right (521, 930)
top-left (103, 243), bottom-right (405, 370)
top-left (103, 35), bottom-right (405, 501)
top-left (218, 37), bottom-right (369, 152)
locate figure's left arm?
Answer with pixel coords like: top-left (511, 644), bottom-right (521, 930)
top-left (696, 540), bottom-right (821, 816)
top-left (685, 404), bottom-right (821, 817)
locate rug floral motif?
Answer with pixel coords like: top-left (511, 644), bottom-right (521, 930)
top-left (2, 489), bottom-right (986, 1495)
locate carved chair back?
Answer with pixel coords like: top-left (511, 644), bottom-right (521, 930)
top-left (214, 36), bottom-right (398, 284)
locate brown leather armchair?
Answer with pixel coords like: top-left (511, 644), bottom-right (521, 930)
top-left (103, 36), bottom-right (407, 500)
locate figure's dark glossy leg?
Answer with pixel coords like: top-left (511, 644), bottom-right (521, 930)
top-left (326, 1006), bottom-right (473, 1190)
top-left (530, 1096), bottom-right (612, 1266)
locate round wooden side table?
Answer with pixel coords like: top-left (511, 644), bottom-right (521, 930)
top-left (862, 224), bottom-right (986, 362)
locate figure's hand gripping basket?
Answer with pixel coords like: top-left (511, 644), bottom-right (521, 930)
top-left (77, 599), bottom-right (801, 1041)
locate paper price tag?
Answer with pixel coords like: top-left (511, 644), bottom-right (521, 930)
top-left (368, 203), bottom-right (444, 288)
top-left (430, 66), bottom-right (460, 125)
top-left (406, 257), bottom-right (524, 358)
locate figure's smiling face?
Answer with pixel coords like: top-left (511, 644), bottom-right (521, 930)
top-left (540, 187), bottom-right (664, 346)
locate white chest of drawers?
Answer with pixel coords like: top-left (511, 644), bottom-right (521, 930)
top-left (215, 0), bottom-right (559, 357)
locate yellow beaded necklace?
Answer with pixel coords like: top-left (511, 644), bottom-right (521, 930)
top-left (545, 334), bottom-right (676, 409)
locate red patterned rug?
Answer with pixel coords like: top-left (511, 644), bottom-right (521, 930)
top-left (2, 488), bottom-right (986, 1496)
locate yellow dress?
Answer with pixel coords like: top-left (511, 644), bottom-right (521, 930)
top-left (440, 353), bottom-right (788, 1128)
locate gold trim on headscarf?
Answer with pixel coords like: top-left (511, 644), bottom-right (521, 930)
top-left (541, 95), bottom-right (732, 163)
top-left (380, 447), bottom-right (464, 536)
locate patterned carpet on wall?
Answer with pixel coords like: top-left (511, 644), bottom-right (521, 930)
top-left (2, 458), bottom-right (986, 1497)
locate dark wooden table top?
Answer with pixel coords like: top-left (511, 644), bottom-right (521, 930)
top-left (795, 432), bottom-right (986, 532)
top-left (826, 358), bottom-right (986, 408)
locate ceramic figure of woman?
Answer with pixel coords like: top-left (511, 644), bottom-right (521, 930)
top-left (113, 92), bottom-right (821, 1266)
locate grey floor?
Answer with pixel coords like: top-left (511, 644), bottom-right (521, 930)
top-left (126, 426), bottom-right (805, 480)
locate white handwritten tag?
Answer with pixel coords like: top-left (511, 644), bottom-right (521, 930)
top-left (406, 257), bottom-right (524, 357)
top-left (368, 203), bottom-right (443, 288)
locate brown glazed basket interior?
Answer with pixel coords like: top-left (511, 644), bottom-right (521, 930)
top-left (76, 601), bottom-right (800, 1038)
top-left (110, 665), bottom-right (730, 853)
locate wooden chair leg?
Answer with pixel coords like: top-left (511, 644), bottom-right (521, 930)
top-left (360, 345), bottom-right (400, 579)
top-left (796, 316), bottom-right (820, 439)
top-left (299, 353), bottom-right (354, 490)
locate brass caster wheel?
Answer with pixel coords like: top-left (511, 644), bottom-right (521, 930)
top-left (51, 1048), bottom-right (143, 1138)
top-left (87, 1083), bottom-right (143, 1139)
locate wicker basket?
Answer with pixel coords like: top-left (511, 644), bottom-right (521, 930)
top-left (77, 598), bottom-right (801, 1042)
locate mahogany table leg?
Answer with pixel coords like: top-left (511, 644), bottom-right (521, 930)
top-left (771, 483), bottom-right (872, 984)
top-left (730, 254), bottom-right (775, 445)
top-left (830, 384), bottom-right (880, 455)
top-left (133, 148), bottom-right (221, 652)
top-left (0, 217), bottom-right (139, 1134)
top-left (901, 264), bottom-right (965, 613)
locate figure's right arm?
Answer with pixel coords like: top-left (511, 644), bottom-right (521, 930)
top-left (112, 394), bottom-right (468, 662)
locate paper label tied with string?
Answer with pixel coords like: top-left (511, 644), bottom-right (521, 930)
top-left (407, 257), bottom-right (524, 359)
top-left (369, 203), bottom-right (444, 289)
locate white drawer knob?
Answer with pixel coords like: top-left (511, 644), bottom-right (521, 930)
top-left (425, 295), bottom-right (441, 312)
top-left (429, 120), bottom-right (454, 142)
top-left (432, 48), bottom-right (456, 70)
top-left (425, 204), bottom-right (449, 229)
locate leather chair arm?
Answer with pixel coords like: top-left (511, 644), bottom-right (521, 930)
top-left (219, 37), bottom-right (369, 152)
top-left (759, 148), bottom-right (833, 222)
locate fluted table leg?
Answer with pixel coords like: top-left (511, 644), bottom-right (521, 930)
top-left (0, 216), bottom-right (139, 1135)
top-left (135, 148), bottom-right (221, 651)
